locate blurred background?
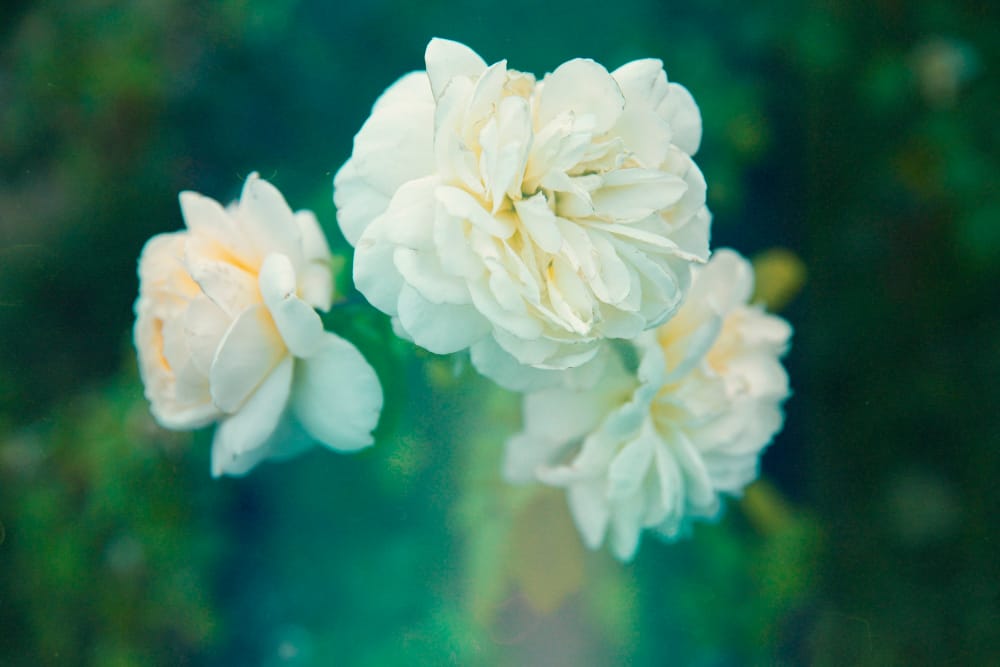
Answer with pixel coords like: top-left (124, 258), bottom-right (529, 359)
top-left (1, 0), bottom-right (998, 664)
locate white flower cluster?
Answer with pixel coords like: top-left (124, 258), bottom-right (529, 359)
top-left (133, 38), bottom-right (791, 559)
top-left (504, 251), bottom-right (791, 560)
top-left (335, 38), bottom-right (710, 389)
top-left (134, 174), bottom-right (382, 477)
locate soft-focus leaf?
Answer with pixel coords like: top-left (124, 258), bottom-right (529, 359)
top-left (752, 248), bottom-right (807, 312)
top-left (508, 489), bottom-right (586, 615)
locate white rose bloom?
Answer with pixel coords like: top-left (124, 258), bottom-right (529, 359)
top-left (134, 173), bottom-right (383, 477)
top-left (504, 250), bottom-right (791, 560)
top-left (334, 38), bottom-right (711, 389)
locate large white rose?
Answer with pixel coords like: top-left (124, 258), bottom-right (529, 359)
top-left (134, 173), bottom-right (383, 477)
top-left (503, 250), bottom-right (791, 560)
top-left (335, 38), bottom-right (711, 389)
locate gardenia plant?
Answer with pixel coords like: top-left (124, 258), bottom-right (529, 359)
top-left (133, 38), bottom-right (792, 561)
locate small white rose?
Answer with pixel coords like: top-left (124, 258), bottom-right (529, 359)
top-left (134, 173), bottom-right (383, 477)
top-left (335, 38), bottom-right (711, 390)
top-left (504, 250), bottom-right (792, 560)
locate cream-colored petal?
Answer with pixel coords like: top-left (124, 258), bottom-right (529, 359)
top-left (650, 438), bottom-right (690, 532)
top-left (332, 160), bottom-right (392, 246)
top-left (372, 69), bottom-right (434, 113)
top-left (502, 432), bottom-right (563, 484)
top-left (396, 284), bottom-right (490, 354)
top-left (472, 335), bottom-right (610, 392)
top-left (522, 382), bottom-right (622, 445)
top-left (567, 480), bottom-right (611, 550)
top-left (478, 94), bottom-right (531, 210)
top-left (258, 253), bottom-right (325, 358)
top-left (334, 73), bottom-right (436, 245)
top-left (149, 398), bottom-right (220, 432)
top-left (424, 37), bottom-right (487, 100)
top-left (591, 169), bottom-right (688, 222)
top-left (607, 424), bottom-right (656, 501)
top-left (436, 186), bottom-right (515, 239)
top-left (609, 491), bottom-right (645, 561)
top-left (184, 295), bottom-right (231, 375)
top-left (178, 191), bottom-right (256, 265)
top-left (690, 248), bottom-right (754, 310)
top-left (294, 210), bottom-right (332, 266)
top-left (353, 218), bottom-right (405, 315)
top-left (432, 77), bottom-right (484, 195)
top-left (666, 433), bottom-right (716, 514)
top-left (469, 337), bottom-right (563, 392)
top-left (393, 247), bottom-right (470, 305)
top-left (298, 263), bottom-right (334, 313)
top-left (612, 58), bottom-right (669, 110)
top-left (211, 356), bottom-right (293, 477)
top-left (137, 233), bottom-right (191, 296)
top-left (614, 108), bottom-right (671, 167)
top-left (467, 277), bottom-right (543, 341)
top-left (237, 173), bottom-right (304, 268)
top-left (465, 60), bottom-right (508, 140)
top-left (184, 235), bottom-right (259, 319)
top-left (291, 332), bottom-right (382, 452)
top-left (209, 304), bottom-right (286, 413)
top-left (433, 207), bottom-right (483, 280)
top-left (537, 58), bottom-right (625, 135)
top-left (660, 311), bottom-right (723, 382)
top-left (514, 193), bottom-right (562, 254)
top-left (664, 83), bottom-right (702, 155)
top-left (379, 176), bottom-right (438, 250)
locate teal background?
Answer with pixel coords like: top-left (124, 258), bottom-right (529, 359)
top-left (1, 0), bottom-right (998, 664)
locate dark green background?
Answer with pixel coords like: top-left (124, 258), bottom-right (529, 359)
top-left (1, 0), bottom-right (997, 664)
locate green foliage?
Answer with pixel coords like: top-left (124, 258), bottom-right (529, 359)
top-left (0, 372), bottom-right (219, 666)
top-left (2, 0), bottom-right (999, 664)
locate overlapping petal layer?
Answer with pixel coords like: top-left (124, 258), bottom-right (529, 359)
top-left (504, 250), bottom-right (792, 560)
top-left (134, 174), bottom-right (382, 476)
top-left (335, 38), bottom-right (712, 388)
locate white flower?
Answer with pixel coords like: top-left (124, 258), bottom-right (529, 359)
top-left (504, 250), bottom-right (791, 560)
top-left (334, 38), bottom-right (711, 389)
top-left (134, 173), bottom-right (383, 477)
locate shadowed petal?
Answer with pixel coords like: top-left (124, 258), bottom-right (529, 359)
top-left (291, 332), bottom-right (383, 452)
top-left (259, 253), bottom-right (324, 358)
top-left (209, 304), bottom-right (286, 413)
top-left (211, 356), bottom-right (293, 477)
top-left (425, 37), bottom-right (487, 100)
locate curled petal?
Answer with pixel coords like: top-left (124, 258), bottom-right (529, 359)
top-left (291, 332), bottom-right (383, 452)
top-left (259, 253), bottom-right (325, 358)
top-left (609, 489), bottom-right (646, 561)
top-left (179, 191), bottom-right (256, 265)
top-left (568, 481), bottom-right (611, 550)
top-left (184, 236), bottom-right (258, 319)
top-left (612, 59), bottom-right (670, 110)
top-left (396, 284), bottom-right (491, 354)
top-left (296, 210), bottom-right (332, 266)
top-left (425, 37), bottom-right (487, 100)
top-left (354, 218), bottom-right (406, 315)
top-left (184, 296), bottom-right (231, 375)
top-left (333, 39), bottom-right (712, 379)
top-left (503, 250), bottom-right (792, 560)
top-left (664, 83), bottom-right (702, 155)
top-left (537, 58), bottom-right (625, 135)
top-left (209, 304), bottom-right (286, 413)
top-left (211, 355), bottom-right (293, 477)
top-left (333, 160), bottom-right (392, 247)
top-left (334, 73), bottom-right (436, 245)
top-left (238, 173), bottom-right (304, 268)
top-left (503, 432), bottom-right (563, 484)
